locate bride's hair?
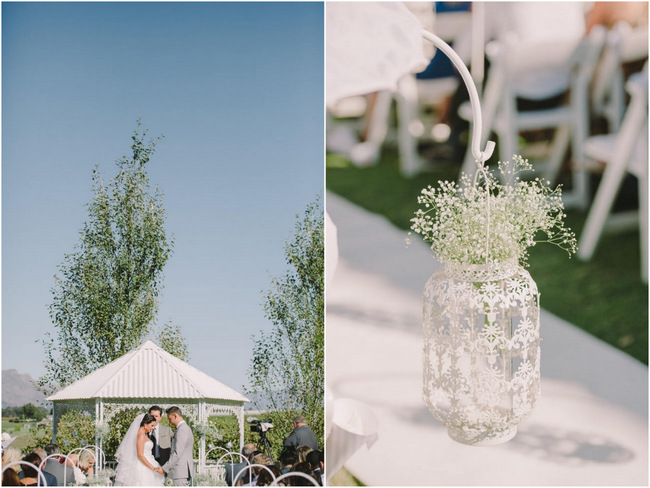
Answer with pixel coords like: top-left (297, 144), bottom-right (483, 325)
top-left (140, 413), bottom-right (156, 427)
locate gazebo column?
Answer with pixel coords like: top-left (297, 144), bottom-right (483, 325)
top-left (238, 405), bottom-right (244, 451)
top-left (94, 398), bottom-right (104, 471)
top-left (52, 402), bottom-right (57, 443)
top-left (198, 400), bottom-right (205, 475)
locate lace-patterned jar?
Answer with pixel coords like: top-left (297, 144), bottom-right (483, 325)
top-left (423, 258), bottom-right (540, 445)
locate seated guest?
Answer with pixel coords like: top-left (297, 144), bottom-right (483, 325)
top-left (225, 444), bottom-right (255, 486)
top-left (18, 453), bottom-right (44, 486)
top-left (25, 450), bottom-right (57, 486)
top-left (2, 447), bottom-right (22, 473)
top-left (43, 444), bottom-right (74, 487)
top-left (2, 468), bottom-right (21, 486)
top-left (63, 455), bottom-right (84, 486)
top-left (279, 447), bottom-right (297, 474)
top-left (77, 451), bottom-right (94, 480)
top-left (242, 454), bottom-right (272, 486)
top-left (288, 462), bottom-right (315, 486)
top-left (255, 465), bottom-right (282, 486)
top-left (305, 450), bottom-right (323, 486)
top-left (295, 446), bottom-right (312, 464)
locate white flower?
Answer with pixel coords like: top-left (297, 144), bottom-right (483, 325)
top-left (410, 155), bottom-right (577, 266)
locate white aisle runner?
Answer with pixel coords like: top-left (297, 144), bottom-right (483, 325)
top-left (326, 192), bottom-right (648, 486)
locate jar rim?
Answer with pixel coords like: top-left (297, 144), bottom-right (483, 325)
top-left (444, 258), bottom-right (519, 281)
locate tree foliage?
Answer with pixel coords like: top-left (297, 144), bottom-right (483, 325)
top-left (152, 322), bottom-right (190, 362)
top-left (38, 123), bottom-right (173, 395)
top-left (246, 198), bottom-right (324, 448)
top-left (2, 404), bottom-right (49, 421)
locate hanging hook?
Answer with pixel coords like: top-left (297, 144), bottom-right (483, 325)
top-left (421, 30), bottom-right (495, 165)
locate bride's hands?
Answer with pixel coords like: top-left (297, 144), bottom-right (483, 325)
top-left (153, 467), bottom-right (164, 475)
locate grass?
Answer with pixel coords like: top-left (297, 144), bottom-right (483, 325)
top-left (1, 420), bottom-right (38, 450)
top-left (327, 147), bottom-right (648, 365)
top-left (329, 467), bottom-right (365, 486)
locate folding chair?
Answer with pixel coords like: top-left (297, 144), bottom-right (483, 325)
top-left (577, 71), bottom-right (648, 282)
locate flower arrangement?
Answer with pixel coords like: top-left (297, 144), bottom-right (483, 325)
top-left (86, 467), bottom-right (116, 486)
top-left (193, 420), bottom-right (222, 440)
top-left (94, 420), bottom-right (110, 440)
top-left (410, 155), bottom-right (577, 267)
top-left (191, 473), bottom-right (227, 486)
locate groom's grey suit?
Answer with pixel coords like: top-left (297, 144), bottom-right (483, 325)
top-left (162, 420), bottom-right (194, 486)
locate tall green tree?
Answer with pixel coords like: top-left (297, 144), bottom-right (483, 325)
top-left (38, 123), bottom-right (173, 395)
top-left (153, 322), bottom-right (190, 362)
top-left (246, 198), bottom-right (324, 447)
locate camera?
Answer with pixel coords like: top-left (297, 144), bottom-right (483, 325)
top-left (246, 417), bottom-right (273, 433)
top-left (246, 417), bottom-right (275, 463)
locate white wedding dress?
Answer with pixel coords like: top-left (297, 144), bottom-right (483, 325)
top-left (115, 415), bottom-right (165, 486)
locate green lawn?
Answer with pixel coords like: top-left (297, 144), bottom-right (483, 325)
top-left (327, 148), bottom-right (648, 365)
top-left (1, 420), bottom-right (38, 450)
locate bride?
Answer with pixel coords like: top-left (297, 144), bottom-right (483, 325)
top-left (114, 413), bottom-right (165, 486)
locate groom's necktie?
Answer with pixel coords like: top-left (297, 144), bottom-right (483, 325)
top-left (149, 430), bottom-right (160, 459)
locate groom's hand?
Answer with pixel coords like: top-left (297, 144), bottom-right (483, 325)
top-left (155, 467), bottom-right (164, 474)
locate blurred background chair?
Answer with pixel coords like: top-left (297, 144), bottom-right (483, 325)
top-left (457, 24), bottom-right (606, 210)
top-left (577, 70), bottom-right (648, 282)
top-left (592, 22), bottom-right (649, 132)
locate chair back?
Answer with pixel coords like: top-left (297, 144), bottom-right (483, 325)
top-left (273, 471), bottom-right (320, 486)
top-left (2, 461), bottom-right (47, 486)
top-left (593, 22), bottom-right (649, 129)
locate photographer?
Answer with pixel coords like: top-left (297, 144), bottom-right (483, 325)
top-left (282, 415), bottom-right (319, 451)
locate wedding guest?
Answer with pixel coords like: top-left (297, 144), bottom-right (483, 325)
top-left (288, 462), bottom-right (315, 486)
top-left (279, 447), bottom-right (297, 474)
top-left (43, 444), bottom-right (74, 486)
top-left (28, 449), bottom-right (57, 486)
top-left (63, 454), bottom-right (84, 486)
top-left (78, 451), bottom-right (94, 479)
top-left (18, 453), bottom-right (43, 486)
top-left (242, 453), bottom-right (272, 486)
top-left (2, 468), bottom-right (21, 486)
top-left (305, 450), bottom-right (323, 486)
top-left (2, 447), bottom-right (22, 473)
top-left (295, 446), bottom-right (312, 464)
top-left (255, 465), bottom-right (282, 486)
top-left (283, 416), bottom-right (318, 451)
top-left (225, 444), bottom-right (255, 486)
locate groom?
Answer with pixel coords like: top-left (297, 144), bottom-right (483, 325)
top-left (162, 406), bottom-right (194, 486)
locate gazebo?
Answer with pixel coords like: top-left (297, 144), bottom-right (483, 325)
top-left (47, 340), bottom-right (250, 472)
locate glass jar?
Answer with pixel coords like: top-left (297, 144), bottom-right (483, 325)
top-left (423, 259), bottom-right (540, 445)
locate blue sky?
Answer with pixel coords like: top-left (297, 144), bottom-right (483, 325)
top-left (2, 2), bottom-right (324, 399)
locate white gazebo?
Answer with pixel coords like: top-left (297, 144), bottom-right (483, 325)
top-left (47, 340), bottom-right (249, 472)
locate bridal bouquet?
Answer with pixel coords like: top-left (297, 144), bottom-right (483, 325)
top-left (410, 155), bottom-right (577, 267)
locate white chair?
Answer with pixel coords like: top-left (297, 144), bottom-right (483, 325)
top-left (577, 71), bottom-right (648, 282)
top-left (458, 26), bottom-right (607, 210)
top-left (592, 22), bottom-right (649, 132)
top-left (2, 461), bottom-right (47, 486)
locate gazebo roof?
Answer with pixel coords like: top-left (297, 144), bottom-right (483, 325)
top-left (47, 340), bottom-right (249, 403)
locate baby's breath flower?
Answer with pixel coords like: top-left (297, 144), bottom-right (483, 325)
top-left (410, 155), bottom-right (577, 266)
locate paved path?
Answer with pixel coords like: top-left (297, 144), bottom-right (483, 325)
top-left (326, 192), bottom-right (648, 486)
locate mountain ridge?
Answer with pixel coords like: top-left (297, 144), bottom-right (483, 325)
top-left (2, 369), bottom-right (48, 408)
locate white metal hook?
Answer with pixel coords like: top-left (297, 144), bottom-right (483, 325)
top-left (421, 30), bottom-right (495, 166)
